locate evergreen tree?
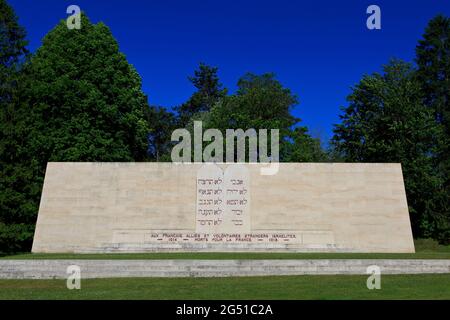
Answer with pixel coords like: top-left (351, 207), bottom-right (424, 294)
top-left (22, 14), bottom-right (150, 162)
top-left (176, 63), bottom-right (226, 126)
top-left (0, 0), bottom-right (27, 78)
top-left (0, 13), bottom-right (151, 253)
top-left (0, 0), bottom-right (31, 253)
top-left (416, 14), bottom-right (450, 237)
top-left (416, 15), bottom-right (450, 129)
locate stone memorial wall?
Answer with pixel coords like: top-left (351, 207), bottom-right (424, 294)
top-left (32, 162), bottom-right (415, 253)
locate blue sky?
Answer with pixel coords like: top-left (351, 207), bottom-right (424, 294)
top-left (8, 0), bottom-right (450, 142)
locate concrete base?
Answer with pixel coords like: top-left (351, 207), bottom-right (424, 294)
top-left (1, 260), bottom-right (449, 279)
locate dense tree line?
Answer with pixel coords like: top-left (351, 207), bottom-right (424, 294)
top-left (0, 0), bottom-right (448, 252)
top-left (332, 16), bottom-right (449, 243)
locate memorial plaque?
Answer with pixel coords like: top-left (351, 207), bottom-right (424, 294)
top-left (196, 164), bottom-right (250, 234)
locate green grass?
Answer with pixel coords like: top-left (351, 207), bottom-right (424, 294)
top-left (1, 275), bottom-right (449, 299)
top-left (1, 240), bottom-right (448, 300)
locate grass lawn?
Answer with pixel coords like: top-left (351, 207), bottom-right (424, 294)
top-left (0, 274), bottom-right (450, 299)
top-left (0, 240), bottom-right (449, 300)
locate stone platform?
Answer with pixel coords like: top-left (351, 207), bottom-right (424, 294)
top-left (1, 259), bottom-right (449, 279)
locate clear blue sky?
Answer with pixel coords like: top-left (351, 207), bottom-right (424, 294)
top-left (8, 0), bottom-right (450, 142)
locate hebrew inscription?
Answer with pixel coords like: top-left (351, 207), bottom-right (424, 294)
top-left (196, 164), bottom-right (250, 233)
top-left (196, 164), bottom-right (224, 233)
top-left (223, 164), bottom-right (251, 233)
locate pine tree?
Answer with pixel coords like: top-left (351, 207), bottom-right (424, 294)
top-left (415, 15), bottom-right (450, 241)
top-left (416, 15), bottom-right (450, 128)
top-left (176, 63), bottom-right (226, 126)
top-left (0, 0), bottom-right (31, 253)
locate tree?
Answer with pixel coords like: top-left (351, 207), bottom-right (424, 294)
top-left (332, 60), bottom-right (448, 242)
top-left (0, 0), bottom-right (28, 82)
top-left (0, 0), bottom-right (28, 163)
top-left (146, 105), bottom-right (177, 161)
top-left (198, 72), bottom-right (325, 162)
top-left (22, 14), bottom-right (150, 162)
top-left (0, 0), bottom-right (31, 253)
top-left (176, 63), bottom-right (226, 126)
top-left (416, 15), bottom-right (450, 128)
top-left (0, 13), bottom-right (151, 253)
top-left (415, 14), bottom-right (450, 237)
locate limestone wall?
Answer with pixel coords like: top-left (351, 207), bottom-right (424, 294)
top-left (32, 162), bottom-right (415, 253)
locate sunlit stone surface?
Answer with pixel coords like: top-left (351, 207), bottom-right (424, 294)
top-left (32, 162), bottom-right (415, 253)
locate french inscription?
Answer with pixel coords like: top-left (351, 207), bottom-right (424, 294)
top-left (146, 232), bottom-right (298, 244)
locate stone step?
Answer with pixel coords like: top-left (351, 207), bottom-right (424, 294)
top-left (1, 259), bottom-right (450, 279)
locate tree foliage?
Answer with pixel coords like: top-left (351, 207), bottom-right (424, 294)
top-left (416, 15), bottom-right (450, 128)
top-left (0, 0), bottom-right (31, 253)
top-left (196, 73), bottom-right (325, 162)
top-left (146, 105), bottom-right (177, 161)
top-left (22, 14), bottom-right (150, 162)
top-left (176, 63), bottom-right (227, 126)
top-left (2, 3), bottom-right (448, 252)
top-left (416, 14), bottom-right (450, 241)
top-left (332, 60), bottom-right (448, 241)
top-left (0, 12), bottom-right (151, 253)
